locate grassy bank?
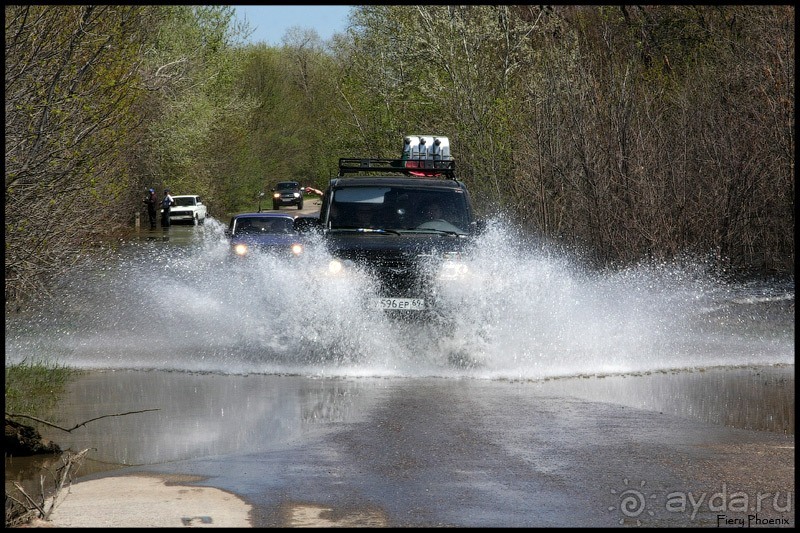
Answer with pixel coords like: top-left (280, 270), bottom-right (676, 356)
top-left (5, 359), bottom-right (78, 417)
top-left (5, 360), bottom-right (81, 527)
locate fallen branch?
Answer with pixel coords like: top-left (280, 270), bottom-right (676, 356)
top-left (43, 448), bottom-right (90, 519)
top-left (5, 448), bottom-right (90, 527)
top-left (9, 483), bottom-right (46, 519)
top-left (6, 408), bottom-right (160, 432)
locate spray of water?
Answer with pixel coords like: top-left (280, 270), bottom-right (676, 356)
top-left (5, 217), bottom-right (794, 379)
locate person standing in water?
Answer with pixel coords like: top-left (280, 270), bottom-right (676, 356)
top-left (143, 188), bottom-right (157, 229)
top-left (161, 189), bottom-right (175, 229)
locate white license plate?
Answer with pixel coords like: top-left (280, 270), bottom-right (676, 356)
top-left (375, 297), bottom-right (426, 310)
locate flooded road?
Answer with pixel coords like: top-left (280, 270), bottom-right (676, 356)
top-left (9, 366), bottom-right (794, 527)
top-left (5, 215), bottom-right (795, 526)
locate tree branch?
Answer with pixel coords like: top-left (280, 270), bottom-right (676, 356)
top-left (6, 409), bottom-right (160, 433)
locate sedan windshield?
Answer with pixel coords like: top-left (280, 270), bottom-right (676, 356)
top-left (234, 217), bottom-right (294, 235)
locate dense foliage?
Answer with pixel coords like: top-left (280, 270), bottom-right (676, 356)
top-left (5, 5), bottom-right (794, 309)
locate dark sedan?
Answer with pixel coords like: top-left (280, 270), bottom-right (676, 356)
top-left (226, 213), bottom-right (305, 257)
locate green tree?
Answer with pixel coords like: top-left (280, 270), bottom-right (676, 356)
top-left (5, 5), bottom-right (155, 306)
top-left (135, 6), bottom-right (254, 214)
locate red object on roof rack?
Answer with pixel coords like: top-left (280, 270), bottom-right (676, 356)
top-left (337, 157), bottom-right (456, 180)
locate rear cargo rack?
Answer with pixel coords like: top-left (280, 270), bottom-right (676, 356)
top-left (337, 158), bottom-right (456, 180)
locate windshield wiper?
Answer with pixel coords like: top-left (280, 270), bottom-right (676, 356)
top-left (408, 228), bottom-right (464, 237)
top-left (332, 226), bottom-right (401, 235)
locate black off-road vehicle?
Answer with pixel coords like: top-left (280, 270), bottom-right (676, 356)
top-left (272, 181), bottom-right (304, 210)
top-left (296, 136), bottom-right (484, 319)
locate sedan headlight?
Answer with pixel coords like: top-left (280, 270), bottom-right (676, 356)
top-left (233, 243), bottom-right (250, 256)
top-left (291, 243), bottom-right (303, 256)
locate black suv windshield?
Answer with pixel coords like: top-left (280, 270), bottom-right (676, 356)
top-left (329, 187), bottom-right (469, 233)
top-left (276, 181), bottom-right (299, 190)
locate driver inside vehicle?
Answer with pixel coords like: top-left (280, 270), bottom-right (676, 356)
top-left (353, 203), bottom-right (375, 227)
top-left (418, 201), bottom-right (444, 223)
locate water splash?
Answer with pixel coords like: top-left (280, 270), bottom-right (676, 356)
top-left (5, 217), bottom-right (794, 379)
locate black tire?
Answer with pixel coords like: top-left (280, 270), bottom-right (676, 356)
top-left (273, 203), bottom-right (279, 210)
top-left (297, 200), bottom-right (303, 210)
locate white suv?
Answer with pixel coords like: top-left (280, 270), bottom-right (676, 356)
top-left (166, 195), bottom-right (208, 225)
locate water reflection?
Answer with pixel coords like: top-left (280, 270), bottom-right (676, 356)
top-left (26, 365), bottom-right (793, 474)
top-left (133, 222), bottom-right (205, 244)
top-left (530, 365), bottom-right (794, 435)
top-left (33, 371), bottom-right (384, 468)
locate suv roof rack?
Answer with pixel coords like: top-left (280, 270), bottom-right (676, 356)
top-left (337, 158), bottom-right (456, 180)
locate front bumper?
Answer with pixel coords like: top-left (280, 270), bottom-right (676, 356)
top-left (274, 193), bottom-right (302, 206)
top-left (323, 255), bottom-right (472, 317)
top-left (169, 210), bottom-right (196, 222)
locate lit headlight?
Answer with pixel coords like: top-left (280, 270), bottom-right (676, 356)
top-left (234, 243), bottom-right (249, 256)
top-left (438, 258), bottom-right (470, 280)
top-left (291, 243), bottom-right (303, 256)
top-left (273, 192), bottom-right (281, 199)
top-left (325, 258), bottom-right (358, 279)
top-left (328, 259), bottom-right (344, 275)
top-left (293, 192), bottom-right (300, 198)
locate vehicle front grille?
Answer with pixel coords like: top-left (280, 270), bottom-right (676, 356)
top-left (338, 249), bottom-right (434, 297)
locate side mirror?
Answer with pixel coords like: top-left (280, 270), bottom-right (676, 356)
top-left (294, 216), bottom-right (322, 234)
